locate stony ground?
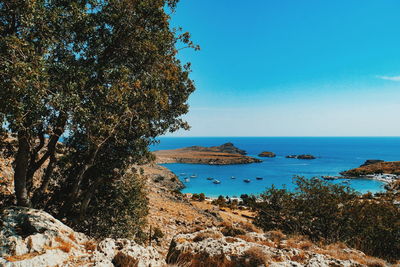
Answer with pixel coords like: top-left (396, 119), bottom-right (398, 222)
top-left (0, 160), bottom-right (394, 266)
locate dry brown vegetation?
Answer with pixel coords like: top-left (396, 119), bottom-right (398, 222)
top-left (314, 243), bottom-right (387, 266)
top-left (240, 247), bottom-right (271, 266)
top-left (192, 231), bottom-right (223, 242)
top-left (4, 252), bottom-right (43, 262)
top-left (113, 251), bottom-right (139, 267)
top-left (83, 240), bottom-right (98, 252)
top-left (55, 236), bottom-right (74, 253)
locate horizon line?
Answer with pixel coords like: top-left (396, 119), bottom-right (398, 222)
top-left (160, 136), bottom-right (400, 138)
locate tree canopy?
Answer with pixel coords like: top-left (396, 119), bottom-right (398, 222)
top-left (0, 0), bottom-right (197, 233)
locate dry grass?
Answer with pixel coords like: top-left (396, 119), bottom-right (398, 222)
top-left (68, 233), bottom-right (77, 242)
top-left (4, 252), bottom-right (43, 262)
top-left (290, 251), bottom-right (308, 263)
top-left (83, 240), bottom-right (97, 252)
top-left (55, 236), bottom-right (74, 253)
top-left (241, 247), bottom-right (271, 266)
top-left (225, 237), bottom-right (238, 243)
top-left (113, 251), bottom-right (139, 267)
top-left (192, 231), bottom-right (223, 242)
top-left (236, 221), bottom-right (261, 233)
top-left (284, 235), bottom-right (314, 251)
top-left (314, 243), bottom-right (387, 266)
top-left (171, 251), bottom-right (234, 267)
top-left (266, 230), bottom-right (286, 243)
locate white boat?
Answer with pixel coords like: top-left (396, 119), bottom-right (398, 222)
top-left (184, 178), bottom-right (190, 182)
top-left (213, 179), bottom-right (221, 184)
top-left (190, 174), bottom-right (197, 178)
top-left (231, 176), bottom-right (236, 179)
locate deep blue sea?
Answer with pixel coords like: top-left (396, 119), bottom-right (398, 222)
top-left (151, 137), bottom-right (400, 197)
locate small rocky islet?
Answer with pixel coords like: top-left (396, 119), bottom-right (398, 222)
top-left (154, 143), bottom-right (261, 165)
top-left (285, 154), bottom-right (316, 160)
top-left (155, 143), bottom-right (318, 165)
top-left (258, 151), bottom-right (276, 157)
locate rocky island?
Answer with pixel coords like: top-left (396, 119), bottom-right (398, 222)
top-left (154, 143), bottom-right (262, 165)
top-left (341, 160), bottom-right (400, 177)
top-left (286, 154), bottom-right (316, 160)
top-left (258, 151), bottom-right (276, 157)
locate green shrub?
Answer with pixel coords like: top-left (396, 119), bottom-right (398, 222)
top-left (199, 193), bottom-right (206, 201)
top-left (212, 195), bottom-right (227, 207)
top-left (75, 172), bottom-right (148, 243)
top-left (253, 176), bottom-right (400, 262)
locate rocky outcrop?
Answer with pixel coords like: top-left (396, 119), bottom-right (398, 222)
top-left (360, 160), bottom-right (384, 167)
top-left (286, 154), bottom-right (316, 160)
top-left (258, 151), bottom-right (276, 158)
top-left (341, 161), bottom-right (400, 177)
top-left (166, 228), bottom-right (377, 267)
top-left (211, 142), bottom-right (247, 155)
top-left (0, 207), bottom-right (163, 267)
top-left (154, 143), bottom-right (261, 165)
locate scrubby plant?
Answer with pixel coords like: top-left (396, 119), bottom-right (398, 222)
top-left (253, 176), bottom-right (400, 262)
top-left (198, 193), bottom-right (206, 201)
top-left (212, 195), bottom-right (227, 207)
top-left (73, 172), bottom-right (149, 243)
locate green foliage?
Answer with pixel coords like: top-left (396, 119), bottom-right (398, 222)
top-left (198, 193), bottom-right (206, 201)
top-left (152, 227), bottom-right (164, 243)
top-left (253, 176), bottom-right (400, 261)
top-left (75, 171), bottom-right (149, 242)
top-left (212, 195), bottom-right (227, 207)
top-left (220, 225), bottom-right (246, 237)
top-left (0, 0), bottom-right (197, 239)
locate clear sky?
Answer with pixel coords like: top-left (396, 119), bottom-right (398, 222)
top-left (168, 0), bottom-right (400, 137)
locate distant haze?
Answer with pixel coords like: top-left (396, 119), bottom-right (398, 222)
top-left (168, 0), bottom-right (400, 137)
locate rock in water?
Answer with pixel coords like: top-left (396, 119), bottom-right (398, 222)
top-left (286, 154), bottom-right (316, 159)
top-left (258, 151), bottom-right (276, 157)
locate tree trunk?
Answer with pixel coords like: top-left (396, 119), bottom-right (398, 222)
top-left (26, 123), bottom-right (64, 192)
top-left (14, 131), bottom-right (31, 207)
top-left (60, 145), bottom-right (99, 216)
top-left (79, 176), bottom-right (104, 220)
top-left (38, 152), bottom-right (56, 194)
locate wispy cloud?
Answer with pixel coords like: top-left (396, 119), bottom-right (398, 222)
top-left (377, 75), bottom-right (400, 81)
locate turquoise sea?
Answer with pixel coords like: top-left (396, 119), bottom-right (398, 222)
top-left (151, 137), bottom-right (400, 197)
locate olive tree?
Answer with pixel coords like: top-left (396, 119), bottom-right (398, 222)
top-left (0, 0), bottom-right (197, 227)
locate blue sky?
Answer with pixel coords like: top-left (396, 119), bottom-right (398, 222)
top-left (168, 0), bottom-right (400, 136)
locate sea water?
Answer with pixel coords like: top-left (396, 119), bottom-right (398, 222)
top-left (151, 137), bottom-right (400, 197)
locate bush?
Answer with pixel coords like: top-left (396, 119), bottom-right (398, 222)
top-left (199, 193), bottom-right (206, 201)
top-left (253, 176), bottom-right (400, 262)
top-left (152, 227), bottom-right (164, 243)
top-left (212, 195), bottom-right (227, 207)
top-left (74, 172), bottom-right (148, 243)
